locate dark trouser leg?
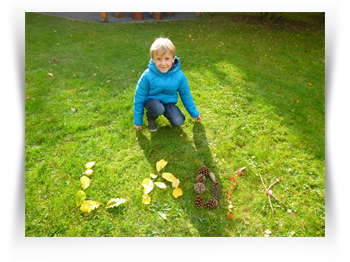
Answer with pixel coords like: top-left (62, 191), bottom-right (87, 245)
top-left (163, 103), bottom-right (185, 127)
top-left (144, 98), bottom-right (165, 120)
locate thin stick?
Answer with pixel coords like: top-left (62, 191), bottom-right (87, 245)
top-left (267, 179), bottom-right (279, 190)
top-left (258, 173), bottom-right (274, 213)
top-left (268, 195), bottom-right (274, 214)
top-left (270, 193), bottom-right (289, 209)
top-left (258, 173), bottom-right (267, 190)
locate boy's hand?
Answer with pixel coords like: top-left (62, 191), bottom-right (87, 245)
top-left (134, 124), bottom-right (142, 131)
top-left (194, 115), bottom-right (202, 122)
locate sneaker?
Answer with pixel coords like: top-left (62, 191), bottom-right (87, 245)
top-left (147, 118), bottom-right (157, 132)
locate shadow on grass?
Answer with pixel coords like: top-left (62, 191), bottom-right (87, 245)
top-left (136, 121), bottom-right (227, 236)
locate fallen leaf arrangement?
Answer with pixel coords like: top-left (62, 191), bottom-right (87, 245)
top-left (141, 159), bottom-right (183, 205)
top-left (227, 167), bottom-right (246, 219)
top-left (194, 166), bottom-right (221, 209)
top-left (76, 162), bottom-right (126, 214)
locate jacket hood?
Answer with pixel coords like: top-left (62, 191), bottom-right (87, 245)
top-left (148, 56), bottom-right (180, 76)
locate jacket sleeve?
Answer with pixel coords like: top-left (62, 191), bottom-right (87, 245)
top-left (133, 71), bottom-right (150, 126)
top-left (178, 73), bottom-right (200, 118)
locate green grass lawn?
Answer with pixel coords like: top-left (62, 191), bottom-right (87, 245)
top-left (25, 12), bottom-right (325, 237)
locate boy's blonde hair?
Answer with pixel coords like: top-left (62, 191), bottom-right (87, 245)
top-left (150, 37), bottom-right (176, 58)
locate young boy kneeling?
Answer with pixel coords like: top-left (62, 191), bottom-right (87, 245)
top-left (133, 37), bottom-right (201, 132)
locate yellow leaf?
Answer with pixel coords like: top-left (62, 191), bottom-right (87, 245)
top-left (150, 173), bottom-right (157, 179)
top-left (142, 178), bottom-right (154, 194)
top-left (84, 169), bottom-right (93, 176)
top-left (142, 178), bottom-right (150, 188)
top-left (105, 198), bottom-right (126, 209)
top-left (156, 159), bottom-right (168, 172)
top-left (85, 162), bottom-right (95, 169)
top-left (80, 200), bottom-right (102, 213)
top-left (76, 190), bottom-right (86, 207)
top-left (80, 175), bottom-right (91, 190)
top-left (142, 194), bottom-right (151, 204)
top-left (172, 188), bottom-right (183, 198)
top-left (162, 172), bottom-right (177, 182)
top-left (172, 179), bottom-right (180, 189)
top-left (155, 182), bottom-right (167, 188)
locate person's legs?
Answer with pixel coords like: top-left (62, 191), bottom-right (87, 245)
top-left (144, 98), bottom-right (165, 131)
top-left (145, 98), bottom-right (165, 119)
top-left (163, 103), bottom-right (186, 127)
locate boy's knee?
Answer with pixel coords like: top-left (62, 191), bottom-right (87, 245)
top-left (171, 116), bottom-right (185, 127)
top-left (146, 99), bottom-right (165, 115)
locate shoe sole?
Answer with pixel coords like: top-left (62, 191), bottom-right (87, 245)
top-left (148, 127), bottom-right (157, 132)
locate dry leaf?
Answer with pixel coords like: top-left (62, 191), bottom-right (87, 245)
top-left (48, 73), bottom-right (53, 77)
top-left (80, 200), bottom-right (102, 213)
top-left (227, 212), bottom-right (234, 219)
top-left (84, 169), bottom-right (93, 176)
top-left (76, 190), bottom-right (86, 207)
top-left (162, 172), bottom-right (177, 182)
top-left (80, 175), bottom-right (91, 190)
top-left (155, 182), bottom-right (167, 188)
top-left (142, 178), bottom-right (154, 194)
top-left (85, 162), bottom-right (95, 169)
top-left (142, 194), bottom-right (151, 204)
top-left (150, 173), bottom-right (157, 179)
top-left (156, 159), bottom-right (168, 172)
top-left (105, 198), bottom-right (126, 209)
top-left (172, 179), bottom-right (180, 189)
top-left (172, 188), bottom-right (183, 198)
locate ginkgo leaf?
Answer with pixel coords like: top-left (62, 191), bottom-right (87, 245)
top-left (150, 173), bottom-right (157, 179)
top-left (162, 172), bottom-right (177, 182)
top-left (105, 198), bottom-right (126, 209)
top-left (142, 178), bottom-right (154, 194)
top-left (84, 169), bottom-right (93, 176)
top-left (85, 162), bottom-right (95, 169)
top-left (155, 182), bottom-right (167, 188)
top-left (172, 179), bottom-right (180, 189)
top-left (172, 188), bottom-right (183, 198)
top-left (80, 175), bottom-right (91, 190)
top-left (76, 190), bottom-right (86, 207)
top-left (80, 200), bottom-right (102, 213)
top-left (156, 159), bottom-right (168, 172)
top-left (142, 194), bottom-right (151, 204)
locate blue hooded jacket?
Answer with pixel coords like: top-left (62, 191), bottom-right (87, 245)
top-left (133, 56), bottom-right (199, 126)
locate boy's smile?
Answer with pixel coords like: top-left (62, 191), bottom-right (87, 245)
top-left (152, 51), bottom-right (175, 73)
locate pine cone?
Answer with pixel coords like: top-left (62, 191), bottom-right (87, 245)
top-left (212, 182), bottom-right (221, 192)
top-left (213, 190), bottom-right (220, 200)
top-left (194, 195), bottom-right (204, 208)
top-left (194, 182), bottom-right (206, 194)
top-left (196, 174), bottom-right (206, 183)
top-left (204, 198), bottom-right (219, 209)
top-left (198, 166), bottom-right (210, 177)
top-left (209, 172), bottom-right (216, 182)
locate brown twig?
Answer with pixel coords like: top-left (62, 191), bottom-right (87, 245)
top-left (257, 173), bottom-right (289, 214)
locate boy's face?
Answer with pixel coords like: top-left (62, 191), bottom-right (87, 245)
top-left (152, 51), bottom-right (175, 73)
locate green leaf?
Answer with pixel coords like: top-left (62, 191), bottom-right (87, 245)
top-left (105, 198), bottom-right (126, 209)
top-left (76, 190), bottom-right (86, 207)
